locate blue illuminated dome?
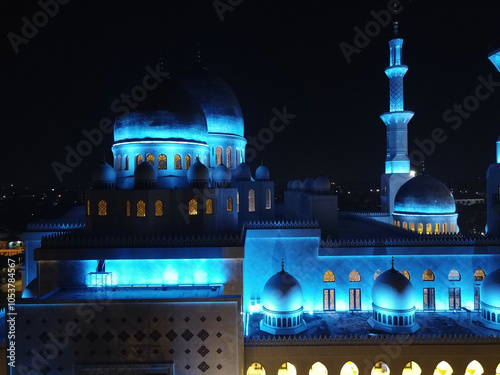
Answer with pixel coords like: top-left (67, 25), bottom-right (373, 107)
top-left (93, 162), bottom-right (116, 183)
top-left (372, 268), bottom-right (414, 310)
top-left (255, 165), bottom-right (270, 181)
top-left (291, 179), bottom-right (302, 191)
top-left (394, 175), bottom-right (456, 214)
top-left (261, 268), bottom-right (303, 312)
top-left (187, 161), bottom-right (209, 183)
top-left (314, 175), bottom-right (330, 194)
top-left (177, 66), bottom-right (244, 137)
top-left (233, 163), bottom-right (252, 181)
top-left (114, 78), bottom-right (208, 144)
top-left (213, 164), bottom-right (232, 183)
top-left (302, 178), bottom-right (315, 193)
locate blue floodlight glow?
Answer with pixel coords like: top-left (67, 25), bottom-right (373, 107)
top-left (489, 50), bottom-right (500, 72)
top-left (497, 140), bottom-right (500, 164)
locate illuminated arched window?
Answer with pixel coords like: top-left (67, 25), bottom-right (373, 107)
top-left (206, 199), bottom-right (213, 215)
top-left (423, 269), bottom-right (435, 281)
top-left (174, 154), bottom-right (182, 170)
top-left (400, 269), bottom-right (410, 280)
top-left (146, 153), bottom-right (154, 165)
top-left (226, 147), bottom-right (232, 168)
top-left (340, 361), bottom-right (359, 375)
top-left (323, 270), bottom-right (335, 282)
top-left (227, 197), bottom-right (233, 212)
top-left (98, 200), bottom-right (107, 216)
top-left (278, 362), bottom-right (297, 375)
top-left (433, 361), bottom-right (453, 375)
top-left (237, 192), bottom-right (240, 212)
top-left (443, 222), bottom-right (448, 233)
top-left (86, 200), bottom-right (90, 216)
top-left (435, 223), bottom-right (440, 234)
top-left (116, 155), bottom-right (121, 171)
top-left (374, 269), bottom-right (383, 281)
top-left (246, 362), bottom-right (266, 375)
top-left (155, 200), bottom-right (163, 217)
top-left (425, 223), bottom-right (432, 235)
top-left (371, 361), bottom-right (390, 375)
top-left (397, 221), bottom-right (400, 227)
top-left (136, 154), bottom-right (142, 166)
top-left (126, 200), bottom-right (130, 216)
top-left (349, 270), bottom-right (361, 282)
top-left (417, 223), bottom-right (423, 234)
top-left (474, 268), bottom-right (486, 281)
top-left (393, 220), bottom-right (397, 226)
top-left (189, 199), bottom-right (197, 215)
top-left (448, 269), bottom-right (460, 281)
top-left (248, 189), bottom-right (256, 212)
top-left (124, 155), bottom-right (129, 170)
top-left (410, 222), bottom-right (415, 232)
top-left (402, 361), bottom-right (422, 375)
top-left (137, 200), bottom-right (146, 217)
top-left (450, 223), bottom-right (454, 232)
top-left (158, 154), bottom-right (167, 169)
top-left (265, 189), bottom-right (272, 209)
top-left (216, 146), bottom-right (222, 166)
top-left (309, 362), bottom-right (328, 375)
top-left (403, 222), bottom-right (408, 230)
top-left (464, 361), bottom-right (484, 375)
top-left (185, 154), bottom-right (191, 170)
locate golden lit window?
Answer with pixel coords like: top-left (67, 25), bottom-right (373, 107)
top-left (216, 146), bottom-right (222, 166)
top-left (323, 270), bottom-right (335, 282)
top-left (435, 223), bottom-right (441, 234)
top-left (400, 269), bottom-right (410, 280)
top-left (126, 200), bottom-right (130, 217)
top-left (174, 154), bottom-right (182, 170)
top-left (265, 189), bottom-right (272, 209)
top-left (373, 269), bottom-right (383, 281)
top-left (349, 270), bottom-right (361, 282)
top-left (226, 147), bottom-right (232, 168)
top-left (189, 199), bottom-right (197, 215)
top-left (98, 200), bottom-right (107, 216)
top-left (474, 268), bottom-right (486, 281)
top-left (426, 223), bottom-right (432, 235)
top-left (403, 222), bottom-right (408, 230)
top-left (146, 153), bottom-right (154, 165)
top-left (116, 155), bottom-right (121, 171)
top-left (423, 269), bottom-right (435, 281)
top-left (417, 222), bottom-right (423, 234)
top-left (409, 222), bottom-right (415, 232)
top-left (205, 199), bottom-right (213, 215)
top-left (247, 362), bottom-right (265, 375)
top-left (237, 192), bottom-right (239, 212)
top-left (443, 223), bottom-right (448, 233)
top-left (124, 155), bottom-right (129, 170)
top-left (158, 154), bottom-right (167, 169)
top-left (155, 200), bottom-right (163, 217)
top-left (248, 189), bottom-right (255, 212)
top-left (227, 197), bottom-right (233, 212)
top-left (185, 154), bottom-right (191, 170)
top-left (136, 154), bottom-right (143, 166)
top-left (86, 200), bottom-right (90, 216)
top-left (137, 200), bottom-right (146, 217)
top-left (448, 269), bottom-right (460, 281)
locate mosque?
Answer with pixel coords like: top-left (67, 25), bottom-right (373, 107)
top-left (12, 24), bottom-right (500, 375)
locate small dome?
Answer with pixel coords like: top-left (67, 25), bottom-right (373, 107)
top-left (233, 162), bottom-right (252, 181)
top-left (314, 175), bottom-right (330, 193)
top-left (287, 180), bottom-right (294, 189)
top-left (213, 164), bottom-right (232, 182)
top-left (255, 165), bottom-right (270, 181)
top-left (481, 269), bottom-right (500, 308)
top-left (302, 177), bottom-right (315, 193)
top-left (93, 162), bottom-right (116, 183)
top-left (262, 268), bottom-right (303, 312)
top-left (372, 268), bottom-right (415, 310)
top-left (394, 175), bottom-right (456, 214)
top-left (134, 161), bottom-right (157, 182)
top-left (187, 161), bottom-right (209, 182)
top-left (291, 179), bottom-right (302, 191)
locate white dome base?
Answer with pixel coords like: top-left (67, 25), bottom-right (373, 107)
top-left (368, 317), bottom-right (420, 334)
top-left (259, 320), bottom-right (307, 335)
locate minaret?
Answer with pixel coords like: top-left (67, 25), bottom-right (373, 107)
top-left (380, 22), bottom-right (414, 215)
top-left (486, 48), bottom-right (500, 235)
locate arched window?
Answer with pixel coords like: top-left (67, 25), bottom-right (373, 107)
top-left (450, 223), bottom-right (454, 232)
top-left (309, 362), bottom-right (328, 375)
top-left (155, 200), bottom-right (163, 217)
top-left (323, 270), bottom-right (335, 282)
top-left (349, 270), bottom-right (361, 282)
top-left (174, 154), bottom-right (182, 170)
top-left (98, 200), bottom-right (107, 216)
top-left (124, 155), bottom-right (129, 170)
top-left (189, 199), bottom-right (197, 215)
top-left (185, 154), bottom-right (191, 170)
top-left (340, 362), bottom-right (359, 375)
top-left (423, 269), bottom-right (435, 281)
top-left (237, 192), bottom-right (240, 212)
top-left (248, 189), bottom-right (255, 212)
top-left (146, 153), bottom-right (154, 165)
top-left (425, 223), bottom-right (432, 235)
top-left (393, 220), bottom-right (397, 226)
top-left (86, 200), bottom-right (90, 216)
top-left (371, 361), bottom-right (390, 375)
top-left (410, 222), bottom-right (415, 232)
top-left (474, 268), bottom-right (486, 281)
top-left (403, 222), bottom-right (408, 230)
top-left (206, 199), bottom-right (213, 215)
top-left (158, 154), bottom-right (167, 169)
top-left (403, 361), bottom-right (422, 375)
top-left (374, 269), bottom-right (383, 281)
top-left (216, 146), bottom-right (222, 166)
top-left (443, 222), bottom-right (448, 233)
top-left (136, 154), bottom-right (143, 166)
top-left (279, 363), bottom-right (297, 375)
top-left (397, 220), bottom-right (400, 227)
top-left (448, 269), bottom-right (460, 281)
top-left (126, 200), bottom-right (130, 217)
top-left (265, 189), bottom-right (272, 209)
top-left (435, 223), bottom-right (440, 234)
top-left (433, 361), bottom-right (453, 375)
top-left (465, 360), bottom-right (484, 375)
top-left (246, 362), bottom-right (266, 375)
top-left (227, 197), bottom-right (233, 212)
top-left (116, 155), bottom-right (121, 171)
top-left (137, 200), bottom-right (146, 217)
top-left (226, 147), bottom-right (232, 168)
top-left (417, 223), bottom-right (423, 234)
top-left (400, 269), bottom-right (410, 280)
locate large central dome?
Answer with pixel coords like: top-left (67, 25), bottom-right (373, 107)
top-left (394, 175), bottom-right (456, 214)
top-left (114, 78), bottom-right (208, 144)
top-left (177, 66), bottom-right (244, 137)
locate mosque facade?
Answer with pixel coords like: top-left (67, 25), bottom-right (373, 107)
top-left (11, 26), bottom-right (500, 375)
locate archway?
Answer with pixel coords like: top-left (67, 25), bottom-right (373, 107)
top-left (247, 362), bottom-right (266, 375)
top-left (340, 361), bottom-right (359, 375)
top-left (371, 361), bottom-right (390, 375)
top-left (465, 360), bottom-right (483, 375)
top-left (278, 362), bottom-right (297, 375)
top-left (433, 361), bottom-right (453, 375)
top-left (309, 361), bottom-right (328, 375)
top-left (402, 361), bottom-right (422, 375)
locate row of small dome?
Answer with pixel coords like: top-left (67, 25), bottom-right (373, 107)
top-left (93, 161), bottom-right (270, 184)
top-left (287, 176), bottom-right (331, 193)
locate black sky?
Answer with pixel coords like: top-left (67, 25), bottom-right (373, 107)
top-left (1, 0), bottom-right (500, 188)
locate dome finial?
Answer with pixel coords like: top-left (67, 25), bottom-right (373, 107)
top-left (196, 41), bottom-right (202, 65)
top-left (393, 21), bottom-right (399, 38)
top-left (391, 256), bottom-right (395, 269)
top-left (281, 258), bottom-right (285, 272)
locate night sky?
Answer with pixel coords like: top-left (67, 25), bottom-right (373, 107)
top-left (1, 0), bottom-right (500, 188)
